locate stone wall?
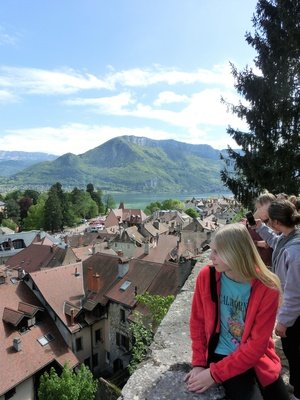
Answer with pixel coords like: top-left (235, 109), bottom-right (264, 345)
top-left (118, 252), bottom-right (291, 400)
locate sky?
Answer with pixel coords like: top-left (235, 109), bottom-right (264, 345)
top-left (0, 0), bottom-right (258, 156)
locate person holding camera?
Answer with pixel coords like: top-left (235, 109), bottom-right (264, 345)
top-left (243, 192), bottom-right (276, 268)
top-left (255, 200), bottom-right (300, 400)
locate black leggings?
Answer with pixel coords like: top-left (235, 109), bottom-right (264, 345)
top-left (212, 354), bottom-right (289, 400)
top-left (281, 315), bottom-right (300, 398)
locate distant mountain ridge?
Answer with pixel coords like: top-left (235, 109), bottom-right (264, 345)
top-left (0, 136), bottom-right (229, 193)
top-left (0, 150), bottom-right (57, 177)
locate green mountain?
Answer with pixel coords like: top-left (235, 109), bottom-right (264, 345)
top-left (2, 136), bottom-right (228, 193)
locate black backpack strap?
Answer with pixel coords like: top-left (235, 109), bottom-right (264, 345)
top-left (210, 266), bottom-right (218, 304)
top-left (208, 266), bottom-right (219, 362)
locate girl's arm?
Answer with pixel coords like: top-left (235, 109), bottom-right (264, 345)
top-left (256, 223), bottom-right (280, 249)
top-left (190, 272), bottom-right (209, 367)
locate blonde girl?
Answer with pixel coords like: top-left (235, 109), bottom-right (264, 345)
top-left (185, 223), bottom-right (289, 400)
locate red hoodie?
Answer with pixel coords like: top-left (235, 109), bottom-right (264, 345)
top-left (190, 265), bottom-right (281, 387)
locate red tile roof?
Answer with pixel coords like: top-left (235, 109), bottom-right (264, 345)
top-left (133, 235), bottom-right (178, 263)
top-left (5, 243), bottom-right (78, 273)
top-left (105, 259), bottom-right (162, 307)
top-left (2, 307), bottom-right (24, 326)
top-left (0, 280), bottom-right (78, 396)
top-left (29, 262), bottom-right (84, 333)
top-left (83, 253), bottom-right (120, 306)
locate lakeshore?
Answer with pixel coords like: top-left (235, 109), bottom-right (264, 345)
top-left (110, 191), bottom-right (233, 210)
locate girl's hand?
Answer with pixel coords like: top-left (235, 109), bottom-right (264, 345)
top-left (185, 367), bottom-right (215, 393)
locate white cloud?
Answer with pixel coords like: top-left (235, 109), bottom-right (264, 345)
top-left (108, 64), bottom-right (235, 88)
top-left (0, 66), bottom-right (112, 94)
top-left (0, 124), bottom-right (177, 155)
top-left (0, 63), bottom-right (235, 97)
top-left (154, 91), bottom-right (189, 106)
top-left (66, 87), bottom-right (247, 135)
top-left (0, 119), bottom-right (241, 156)
top-left (0, 63), bottom-right (248, 154)
top-left (65, 92), bottom-right (135, 113)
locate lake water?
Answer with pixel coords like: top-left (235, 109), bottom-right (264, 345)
top-left (109, 191), bottom-right (232, 210)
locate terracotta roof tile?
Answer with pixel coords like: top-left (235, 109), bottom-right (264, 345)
top-left (29, 262), bottom-right (84, 333)
top-left (18, 302), bottom-right (43, 317)
top-left (2, 307), bottom-right (24, 326)
top-left (133, 235), bottom-right (178, 263)
top-left (0, 281), bottom-right (78, 396)
top-left (105, 260), bottom-right (162, 307)
top-left (6, 243), bottom-right (77, 273)
top-left (83, 253), bottom-right (120, 306)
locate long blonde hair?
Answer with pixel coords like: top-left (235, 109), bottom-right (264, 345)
top-left (213, 223), bottom-right (281, 291)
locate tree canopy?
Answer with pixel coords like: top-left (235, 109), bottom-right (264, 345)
top-left (38, 364), bottom-right (97, 400)
top-left (221, 0), bottom-right (300, 207)
top-left (1, 182), bottom-right (106, 232)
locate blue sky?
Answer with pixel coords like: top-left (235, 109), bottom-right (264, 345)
top-left (0, 0), bottom-right (257, 156)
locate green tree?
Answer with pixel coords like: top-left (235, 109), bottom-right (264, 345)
top-left (135, 292), bottom-right (175, 330)
top-left (71, 188), bottom-right (98, 220)
top-left (52, 182), bottom-right (71, 227)
top-left (184, 207), bottom-right (199, 219)
top-left (1, 218), bottom-right (18, 231)
top-left (38, 363), bottom-right (97, 400)
top-left (23, 189), bottom-right (40, 205)
top-left (23, 194), bottom-right (46, 230)
top-left (5, 198), bottom-right (20, 224)
top-left (86, 183), bottom-right (104, 214)
top-left (128, 293), bottom-right (174, 374)
top-left (128, 313), bottom-right (153, 374)
top-left (44, 188), bottom-right (63, 232)
top-left (221, 0), bottom-right (300, 208)
top-left (5, 190), bottom-right (23, 202)
top-left (144, 201), bottom-right (162, 215)
top-left (161, 199), bottom-right (185, 211)
top-left (103, 194), bottom-right (116, 213)
top-left (19, 196), bottom-right (33, 223)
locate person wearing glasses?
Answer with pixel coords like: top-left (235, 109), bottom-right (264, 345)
top-left (255, 200), bottom-right (300, 400)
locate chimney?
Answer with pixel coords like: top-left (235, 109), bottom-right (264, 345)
top-left (144, 241), bottom-right (150, 255)
top-left (118, 259), bottom-right (129, 278)
top-left (92, 244), bottom-right (96, 255)
top-left (17, 267), bottom-right (25, 280)
top-left (87, 266), bottom-right (93, 291)
top-left (13, 337), bottom-right (22, 352)
top-left (64, 235), bottom-right (69, 245)
top-left (70, 308), bottom-right (75, 326)
top-left (94, 273), bottom-right (101, 292)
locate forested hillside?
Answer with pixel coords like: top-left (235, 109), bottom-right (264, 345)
top-left (1, 136), bottom-right (227, 193)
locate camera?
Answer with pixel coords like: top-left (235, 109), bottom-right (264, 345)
top-left (246, 211), bottom-right (256, 226)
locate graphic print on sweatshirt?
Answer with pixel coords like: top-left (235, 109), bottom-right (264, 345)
top-left (215, 273), bottom-right (251, 355)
